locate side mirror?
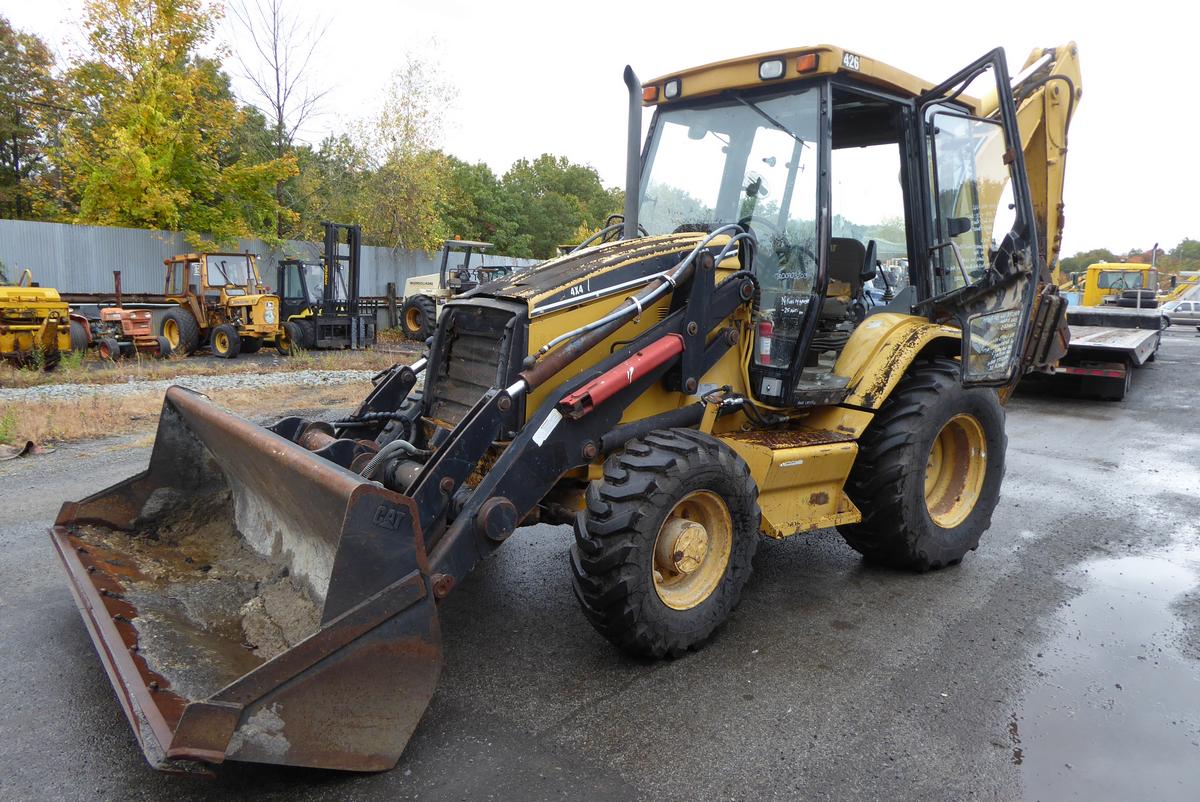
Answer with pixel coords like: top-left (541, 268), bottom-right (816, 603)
top-left (861, 240), bottom-right (878, 281)
top-left (946, 216), bottom-right (972, 237)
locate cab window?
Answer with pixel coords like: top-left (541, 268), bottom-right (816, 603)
top-left (925, 107), bottom-right (1013, 296)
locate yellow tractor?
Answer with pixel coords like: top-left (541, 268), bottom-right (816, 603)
top-left (159, 252), bottom-right (290, 358)
top-left (1, 268), bottom-right (88, 367)
top-left (51, 42), bottom-right (1079, 772)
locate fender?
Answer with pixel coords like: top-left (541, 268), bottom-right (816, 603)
top-left (833, 313), bottom-right (961, 409)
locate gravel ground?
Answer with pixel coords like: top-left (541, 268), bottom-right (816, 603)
top-left (1, 329), bottom-right (1198, 801)
top-left (0, 369), bottom-right (379, 402)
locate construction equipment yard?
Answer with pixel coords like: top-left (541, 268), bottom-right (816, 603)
top-left (1, 326), bottom-right (1198, 800)
top-left (4, 5), bottom-right (1200, 798)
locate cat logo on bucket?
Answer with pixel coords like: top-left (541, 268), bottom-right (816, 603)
top-left (373, 504), bottom-right (408, 530)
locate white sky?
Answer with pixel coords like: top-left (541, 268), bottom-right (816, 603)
top-left (3, 0), bottom-right (1193, 255)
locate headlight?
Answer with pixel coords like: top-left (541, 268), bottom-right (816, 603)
top-left (758, 59), bottom-right (784, 80)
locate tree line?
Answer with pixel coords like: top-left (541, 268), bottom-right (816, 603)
top-left (0, 0), bottom-right (622, 259)
top-left (1060, 240), bottom-right (1200, 277)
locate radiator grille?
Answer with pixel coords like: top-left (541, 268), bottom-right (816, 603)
top-left (427, 305), bottom-right (514, 425)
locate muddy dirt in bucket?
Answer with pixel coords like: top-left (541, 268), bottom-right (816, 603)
top-left (73, 493), bottom-right (321, 702)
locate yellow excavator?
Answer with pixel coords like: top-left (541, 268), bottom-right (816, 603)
top-left (51, 42), bottom-right (1079, 772)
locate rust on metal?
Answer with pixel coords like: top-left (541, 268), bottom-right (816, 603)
top-left (809, 491), bottom-right (830, 505)
top-left (50, 386), bottom-right (443, 773)
top-left (725, 427), bottom-right (855, 448)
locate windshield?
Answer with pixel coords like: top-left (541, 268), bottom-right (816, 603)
top-left (1097, 270), bottom-right (1148, 290)
top-left (205, 255), bottom-right (258, 291)
top-left (639, 88), bottom-right (821, 367)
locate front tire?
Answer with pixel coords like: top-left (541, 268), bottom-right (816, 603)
top-left (837, 357), bottom-right (1006, 571)
top-left (211, 324), bottom-right (241, 359)
top-left (276, 321), bottom-right (303, 355)
top-left (570, 429), bottom-right (761, 658)
top-left (97, 337), bottom-right (122, 361)
top-left (402, 295), bottom-right (437, 341)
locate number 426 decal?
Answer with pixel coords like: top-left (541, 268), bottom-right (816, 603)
top-left (842, 51), bottom-right (861, 71)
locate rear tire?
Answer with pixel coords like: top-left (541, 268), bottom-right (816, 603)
top-left (69, 320), bottom-right (89, 352)
top-left (837, 357), bottom-right (1006, 571)
top-left (211, 324), bottom-right (241, 359)
top-left (402, 295), bottom-right (437, 341)
top-left (570, 429), bottom-right (761, 658)
top-left (161, 309), bottom-right (200, 355)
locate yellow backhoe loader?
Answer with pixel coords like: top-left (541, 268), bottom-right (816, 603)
top-left (51, 42), bottom-right (1079, 773)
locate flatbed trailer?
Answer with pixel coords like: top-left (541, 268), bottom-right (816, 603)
top-left (1047, 305), bottom-right (1166, 400)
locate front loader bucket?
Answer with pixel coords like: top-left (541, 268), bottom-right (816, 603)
top-left (51, 386), bottom-right (441, 772)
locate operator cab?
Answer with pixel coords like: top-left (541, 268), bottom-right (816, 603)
top-left (637, 46), bottom-right (1041, 406)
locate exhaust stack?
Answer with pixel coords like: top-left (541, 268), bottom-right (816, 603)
top-left (622, 65), bottom-right (642, 240)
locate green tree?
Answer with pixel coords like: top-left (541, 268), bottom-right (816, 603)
top-left (355, 54), bottom-right (451, 252)
top-left (501, 154), bottom-right (623, 258)
top-left (0, 17), bottom-right (60, 219)
top-left (57, 0), bottom-right (295, 244)
top-left (228, 0), bottom-right (329, 238)
top-left (1170, 238), bottom-right (1200, 262)
top-left (437, 154), bottom-right (530, 255)
top-left (1059, 247), bottom-right (1119, 275)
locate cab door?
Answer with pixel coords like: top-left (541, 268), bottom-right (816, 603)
top-left (917, 50), bottom-right (1067, 386)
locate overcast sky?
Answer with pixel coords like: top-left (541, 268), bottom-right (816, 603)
top-left (4, 0), bottom-right (1192, 255)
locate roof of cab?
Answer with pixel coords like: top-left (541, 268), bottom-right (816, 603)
top-left (643, 44), bottom-right (977, 111)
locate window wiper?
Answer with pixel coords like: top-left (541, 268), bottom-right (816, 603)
top-left (734, 95), bottom-right (809, 149)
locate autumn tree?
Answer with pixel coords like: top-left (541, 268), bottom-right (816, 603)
top-left (0, 17), bottom-right (60, 219)
top-left (57, 0), bottom-right (295, 244)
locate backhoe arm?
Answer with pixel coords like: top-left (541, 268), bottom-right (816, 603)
top-left (981, 43), bottom-right (1082, 283)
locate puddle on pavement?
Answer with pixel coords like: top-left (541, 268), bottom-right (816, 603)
top-left (1015, 547), bottom-right (1200, 801)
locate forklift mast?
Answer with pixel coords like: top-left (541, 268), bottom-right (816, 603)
top-left (322, 222), bottom-right (363, 315)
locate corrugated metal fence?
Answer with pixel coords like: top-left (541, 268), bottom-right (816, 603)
top-left (0, 219), bottom-right (537, 297)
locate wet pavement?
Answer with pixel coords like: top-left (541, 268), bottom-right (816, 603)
top-left (1, 328), bottom-right (1198, 801)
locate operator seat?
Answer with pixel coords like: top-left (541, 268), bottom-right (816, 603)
top-left (821, 238), bottom-right (867, 320)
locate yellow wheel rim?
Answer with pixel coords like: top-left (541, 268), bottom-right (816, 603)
top-left (279, 327), bottom-right (290, 349)
top-left (653, 490), bottom-right (733, 610)
top-left (214, 331), bottom-right (229, 352)
top-left (405, 306), bottom-right (423, 332)
top-left (924, 413), bottom-right (987, 529)
top-left (163, 319), bottom-right (180, 347)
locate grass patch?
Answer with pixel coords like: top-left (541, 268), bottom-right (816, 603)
top-left (0, 381), bottom-right (374, 446)
top-left (0, 408), bottom-right (15, 445)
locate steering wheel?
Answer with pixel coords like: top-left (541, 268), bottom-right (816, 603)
top-left (743, 217), bottom-right (817, 279)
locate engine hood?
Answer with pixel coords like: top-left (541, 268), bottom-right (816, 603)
top-left (470, 233), bottom-right (710, 314)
